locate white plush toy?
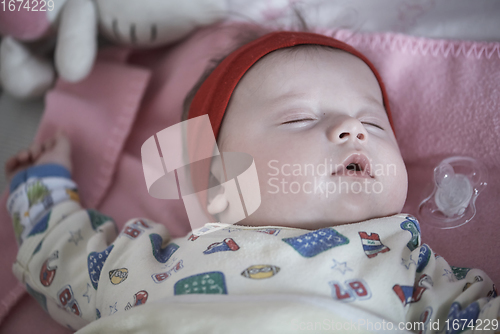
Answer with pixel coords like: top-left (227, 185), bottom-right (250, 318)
top-left (0, 0), bottom-right (228, 99)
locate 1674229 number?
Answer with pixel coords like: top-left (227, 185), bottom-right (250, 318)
top-left (2, 0), bottom-right (55, 11)
top-left (445, 318), bottom-right (498, 333)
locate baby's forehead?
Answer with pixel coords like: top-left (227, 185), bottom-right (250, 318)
top-left (258, 46), bottom-right (366, 68)
top-left (237, 46), bottom-right (384, 104)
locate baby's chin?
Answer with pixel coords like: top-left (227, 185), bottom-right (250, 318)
top-left (231, 188), bottom-right (407, 230)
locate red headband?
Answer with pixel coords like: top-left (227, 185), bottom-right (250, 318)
top-left (188, 30), bottom-right (394, 137)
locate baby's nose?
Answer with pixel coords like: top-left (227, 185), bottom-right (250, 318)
top-left (328, 117), bottom-right (368, 144)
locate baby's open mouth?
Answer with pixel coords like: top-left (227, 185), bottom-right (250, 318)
top-left (332, 153), bottom-right (374, 179)
top-left (346, 163), bottom-right (363, 172)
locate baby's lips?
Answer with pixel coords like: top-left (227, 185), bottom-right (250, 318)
top-left (332, 153), bottom-right (373, 178)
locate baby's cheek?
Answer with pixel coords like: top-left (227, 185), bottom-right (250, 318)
top-left (381, 161), bottom-right (408, 209)
top-left (257, 157), bottom-right (318, 201)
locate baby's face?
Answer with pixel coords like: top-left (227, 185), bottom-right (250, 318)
top-left (216, 47), bottom-right (408, 229)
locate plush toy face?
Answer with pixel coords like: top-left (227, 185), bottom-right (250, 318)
top-left (95, 0), bottom-right (226, 47)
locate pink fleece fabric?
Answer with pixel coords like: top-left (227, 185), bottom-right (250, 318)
top-left (0, 25), bottom-right (499, 333)
top-left (0, 9), bottom-right (50, 40)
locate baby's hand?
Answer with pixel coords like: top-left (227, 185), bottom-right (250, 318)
top-left (5, 130), bottom-right (73, 183)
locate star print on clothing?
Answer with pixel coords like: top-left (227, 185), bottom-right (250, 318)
top-left (68, 229), bottom-right (83, 245)
top-left (109, 302), bottom-right (118, 315)
top-left (283, 228), bottom-right (349, 258)
top-left (443, 268), bottom-right (455, 282)
top-left (401, 255), bottom-right (417, 269)
top-left (87, 245), bottom-right (114, 290)
top-left (331, 259), bottom-right (353, 275)
top-left (83, 283), bottom-right (91, 303)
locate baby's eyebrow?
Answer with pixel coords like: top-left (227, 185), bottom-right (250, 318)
top-left (266, 92), bottom-right (387, 118)
top-left (269, 91), bottom-right (309, 105)
top-left (360, 96), bottom-right (386, 115)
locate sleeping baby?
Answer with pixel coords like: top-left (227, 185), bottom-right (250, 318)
top-left (5, 30), bottom-right (500, 332)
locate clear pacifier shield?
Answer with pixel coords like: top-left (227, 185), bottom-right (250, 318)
top-left (418, 156), bottom-right (488, 229)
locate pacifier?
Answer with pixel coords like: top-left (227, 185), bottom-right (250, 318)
top-left (418, 156), bottom-right (488, 229)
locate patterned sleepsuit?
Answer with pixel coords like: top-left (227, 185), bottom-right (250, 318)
top-left (8, 164), bottom-right (500, 332)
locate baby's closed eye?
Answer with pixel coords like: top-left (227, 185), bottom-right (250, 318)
top-left (278, 112), bottom-right (318, 126)
top-left (281, 117), bottom-right (317, 125)
top-left (361, 122), bottom-right (384, 130)
top-left (279, 118), bottom-right (385, 131)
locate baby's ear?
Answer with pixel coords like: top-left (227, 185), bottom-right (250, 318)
top-left (207, 190), bottom-right (229, 215)
top-left (207, 155), bottom-right (228, 215)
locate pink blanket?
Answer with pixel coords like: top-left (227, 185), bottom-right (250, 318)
top-left (1, 25), bottom-right (499, 333)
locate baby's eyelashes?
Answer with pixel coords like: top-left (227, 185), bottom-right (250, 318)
top-left (281, 118), bottom-right (317, 125)
top-left (277, 111), bottom-right (386, 132)
top-left (361, 122), bottom-right (385, 130)
top-left (280, 119), bottom-right (385, 131)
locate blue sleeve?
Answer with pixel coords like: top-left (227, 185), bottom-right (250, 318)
top-left (10, 163), bottom-right (72, 193)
